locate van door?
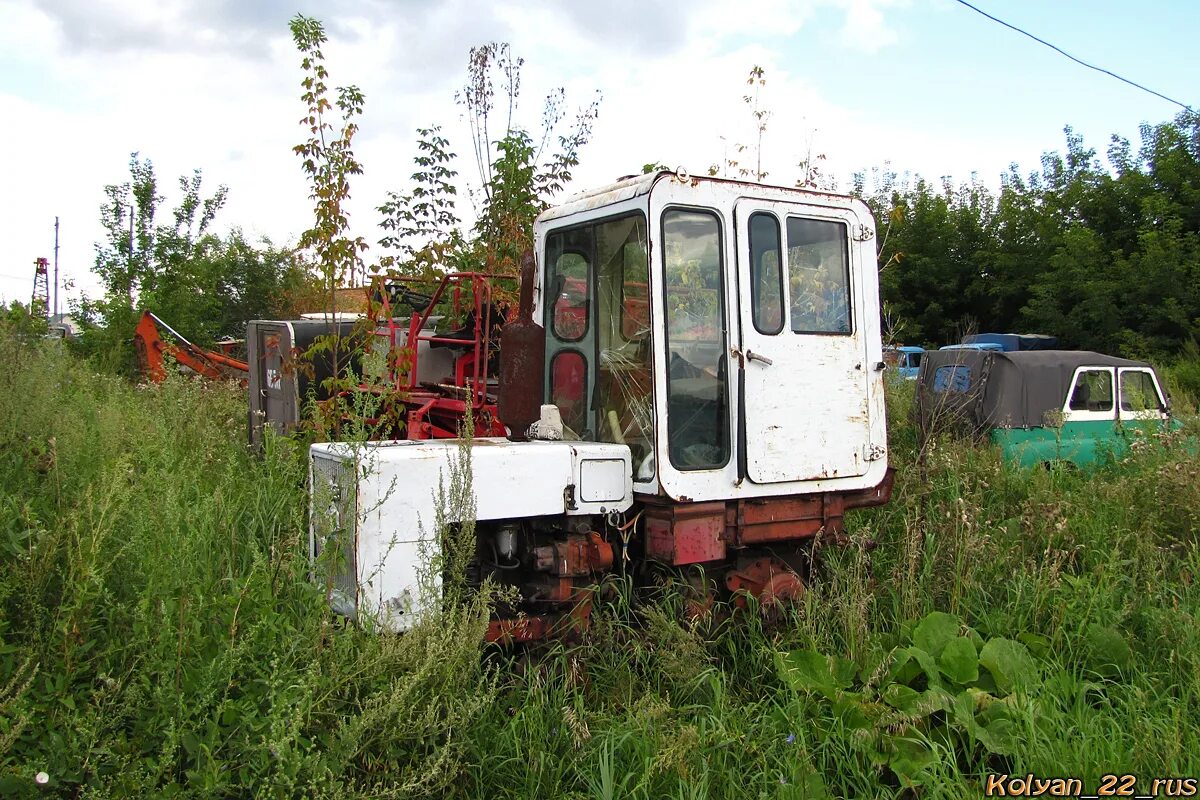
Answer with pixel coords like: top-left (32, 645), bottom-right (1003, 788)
top-left (258, 326), bottom-right (292, 435)
top-left (735, 201), bottom-right (873, 483)
top-left (1117, 368), bottom-right (1168, 421)
top-left (1117, 367), bottom-right (1171, 447)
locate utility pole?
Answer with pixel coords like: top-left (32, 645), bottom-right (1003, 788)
top-left (53, 216), bottom-right (60, 320)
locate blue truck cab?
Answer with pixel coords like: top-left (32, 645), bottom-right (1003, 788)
top-left (883, 345), bottom-right (925, 380)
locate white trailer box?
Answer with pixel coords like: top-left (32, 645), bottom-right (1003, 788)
top-left (310, 438), bottom-right (633, 631)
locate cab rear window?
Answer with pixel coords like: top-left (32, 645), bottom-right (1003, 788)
top-left (933, 365), bottom-right (970, 393)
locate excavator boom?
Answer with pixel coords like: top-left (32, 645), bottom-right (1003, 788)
top-left (134, 311), bottom-right (249, 384)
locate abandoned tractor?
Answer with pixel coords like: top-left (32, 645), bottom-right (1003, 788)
top-left (308, 171), bottom-right (895, 641)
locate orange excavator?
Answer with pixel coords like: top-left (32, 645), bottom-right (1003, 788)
top-left (133, 311), bottom-right (249, 384)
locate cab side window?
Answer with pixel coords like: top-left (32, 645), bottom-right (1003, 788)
top-left (1119, 370), bottom-right (1164, 412)
top-left (748, 212), bottom-right (784, 334)
top-left (786, 217), bottom-right (851, 334)
top-left (1068, 369), bottom-right (1114, 413)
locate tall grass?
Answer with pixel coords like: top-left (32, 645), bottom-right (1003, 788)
top-left (0, 334), bottom-right (497, 798)
top-left (1, 334), bottom-right (1197, 798)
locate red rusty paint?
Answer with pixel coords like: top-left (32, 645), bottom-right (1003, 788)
top-left (533, 532), bottom-right (613, 577)
top-left (498, 251), bottom-right (545, 440)
top-left (486, 615), bottom-right (549, 643)
top-left (843, 467), bottom-right (895, 509)
top-left (642, 499), bottom-right (726, 566)
top-left (645, 518), bottom-right (674, 563)
top-left (674, 513), bottom-right (725, 563)
top-left (134, 311), bottom-right (249, 385)
top-left (760, 571), bottom-right (806, 605)
top-left (725, 556), bottom-right (805, 608)
top-left (484, 593), bottom-right (595, 645)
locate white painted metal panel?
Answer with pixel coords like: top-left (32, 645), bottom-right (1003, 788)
top-left (577, 458), bottom-right (628, 503)
top-left (309, 438), bottom-right (632, 631)
top-left (735, 200), bottom-right (876, 482)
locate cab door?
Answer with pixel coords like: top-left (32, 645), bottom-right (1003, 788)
top-left (1061, 366), bottom-right (1119, 465)
top-left (258, 326), bottom-right (291, 432)
top-left (735, 201), bottom-right (874, 483)
top-left (1116, 367), bottom-right (1171, 443)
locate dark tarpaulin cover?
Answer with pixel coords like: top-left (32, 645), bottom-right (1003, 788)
top-left (915, 349), bottom-right (1152, 438)
top-left (963, 333), bottom-right (1059, 351)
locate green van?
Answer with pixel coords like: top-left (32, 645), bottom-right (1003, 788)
top-left (915, 349), bottom-right (1176, 468)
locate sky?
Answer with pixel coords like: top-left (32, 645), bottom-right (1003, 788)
top-left (0, 0), bottom-right (1196, 310)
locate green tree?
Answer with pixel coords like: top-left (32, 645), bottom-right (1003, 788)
top-left (858, 111), bottom-right (1200, 356)
top-left (1, 300), bottom-right (49, 340)
top-left (288, 14), bottom-right (391, 439)
top-left (290, 14), bottom-right (367, 291)
top-left (74, 154), bottom-right (312, 371)
top-left (377, 126), bottom-right (464, 275)
top-left (378, 42), bottom-right (600, 279)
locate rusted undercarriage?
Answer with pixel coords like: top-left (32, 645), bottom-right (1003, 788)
top-left (480, 469), bottom-right (894, 644)
top-left (641, 469), bottom-right (895, 566)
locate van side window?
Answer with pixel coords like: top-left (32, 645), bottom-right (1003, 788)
top-left (1068, 370), bottom-right (1114, 412)
top-left (1119, 370), bottom-right (1163, 412)
top-left (933, 365), bottom-right (970, 393)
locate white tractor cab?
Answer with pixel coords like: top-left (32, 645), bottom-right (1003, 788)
top-left (310, 171), bottom-right (894, 639)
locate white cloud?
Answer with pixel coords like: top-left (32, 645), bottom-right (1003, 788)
top-left (835, 0), bottom-right (907, 53)
top-left (0, 0), bottom-right (986, 309)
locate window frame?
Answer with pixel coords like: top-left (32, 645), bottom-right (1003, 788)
top-left (659, 205), bottom-right (731, 472)
top-left (747, 211), bottom-right (785, 335)
top-left (785, 215), bottom-right (854, 337)
top-left (1117, 367), bottom-right (1167, 419)
top-left (542, 210), bottom-right (652, 450)
top-left (1062, 367), bottom-right (1117, 421)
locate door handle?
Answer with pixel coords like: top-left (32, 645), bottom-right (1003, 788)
top-left (746, 350), bottom-right (773, 366)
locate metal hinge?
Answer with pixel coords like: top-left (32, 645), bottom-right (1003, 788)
top-left (853, 224), bottom-right (874, 242)
top-left (563, 483), bottom-right (577, 511)
top-left (864, 443), bottom-right (885, 462)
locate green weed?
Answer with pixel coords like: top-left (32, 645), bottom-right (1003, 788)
top-left (0, 330), bottom-right (1197, 798)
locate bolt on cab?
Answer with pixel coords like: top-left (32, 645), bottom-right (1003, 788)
top-left (310, 171), bottom-right (894, 638)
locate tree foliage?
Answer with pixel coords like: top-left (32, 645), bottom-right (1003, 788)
top-left (74, 153), bottom-right (312, 370)
top-left (378, 42), bottom-right (601, 280)
top-left (377, 126), bottom-right (464, 275)
top-left (290, 14), bottom-right (368, 290)
top-left (859, 110), bottom-right (1200, 357)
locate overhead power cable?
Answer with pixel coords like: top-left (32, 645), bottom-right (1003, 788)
top-left (951, 0), bottom-right (1192, 111)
